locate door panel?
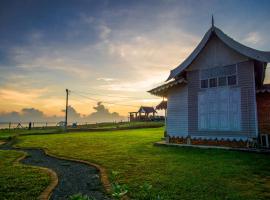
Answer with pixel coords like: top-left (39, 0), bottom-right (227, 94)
top-left (198, 87), bottom-right (241, 131)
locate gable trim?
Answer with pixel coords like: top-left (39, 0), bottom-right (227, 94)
top-left (167, 26), bottom-right (270, 81)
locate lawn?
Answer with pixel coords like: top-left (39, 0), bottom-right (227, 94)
top-left (0, 121), bottom-right (163, 140)
top-left (0, 150), bottom-right (50, 200)
top-left (14, 127), bottom-right (270, 200)
top-left (0, 128), bottom-right (64, 140)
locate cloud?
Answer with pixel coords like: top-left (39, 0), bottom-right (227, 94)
top-left (62, 106), bottom-right (81, 122)
top-left (84, 102), bottom-right (125, 123)
top-left (0, 103), bottom-right (125, 124)
top-left (0, 88), bottom-right (47, 106)
top-left (0, 88), bottom-right (66, 116)
top-left (97, 77), bottom-right (117, 82)
top-left (98, 24), bottom-right (111, 40)
top-left (2, 1), bottom-right (269, 119)
top-left (0, 107), bottom-right (62, 123)
top-left (21, 108), bottom-right (44, 119)
top-left (99, 75), bottom-right (166, 92)
top-left (242, 32), bottom-right (262, 45)
top-left (11, 46), bottom-right (93, 78)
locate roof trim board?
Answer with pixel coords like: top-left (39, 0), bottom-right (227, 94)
top-left (148, 78), bottom-right (187, 97)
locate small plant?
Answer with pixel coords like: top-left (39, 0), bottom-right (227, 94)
top-left (139, 182), bottom-right (153, 199)
top-left (111, 183), bottom-right (129, 199)
top-left (110, 170), bottom-right (120, 182)
top-left (110, 170), bottom-right (129, 200)
top-left (138, 183), bottom-right (164, 200)
top-left (140, 182), bottom-right (152, 193)
top-left (69, 193), bottom-right (96, 200)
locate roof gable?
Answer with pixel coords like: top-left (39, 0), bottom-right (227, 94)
top-left (138, 106), bottom-right (156, 113)
top-left (167, 26), bottom-right (270, 81)
top-left (187, 34), bottom-right (248, 71)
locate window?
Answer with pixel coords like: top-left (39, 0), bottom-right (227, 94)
top-left (218, 77), bottom-right (227, 86)
top-left (209, 78), bottom-right (217, 87)
top-left (200, 64), bottom-right (237, 88)
top-left (201, 79), bottom-right (208, 88)
top-left (228, 75), bottom-right (237, 85)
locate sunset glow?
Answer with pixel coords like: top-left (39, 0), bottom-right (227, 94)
top-left (0, 0), bottom-right (270, 120)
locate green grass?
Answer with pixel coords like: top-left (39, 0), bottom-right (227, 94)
top-left (15, 128), bottom-right (270, 200)
top-left (0, 127), bottom-right (64, 140)
top-left (0, 121), bottom-right (163, 140)
top-left (70, 121), bottom-right (164, 130)
top-left (0, 150), bottom-right (50, 200)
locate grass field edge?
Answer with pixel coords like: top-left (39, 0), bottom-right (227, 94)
top-left (13, 144), bottom-right (112, 195)
top-left (1, 141), bottom-right (59, 200)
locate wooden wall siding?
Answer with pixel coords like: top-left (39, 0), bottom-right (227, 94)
top-left (238, 61), bottom-right (258, 138)
top-left (257, 93), bottom-right (270, 134)
top-left (187, 35), bottom-right (248, 71)
top-left (187, 70), bottom-right (199, 135)
top-left (167, 85), bottom-right (188, 137)
top-left (187, 61), bottom-right (257, 138)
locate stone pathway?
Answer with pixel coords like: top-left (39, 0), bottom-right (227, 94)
top-left (0, 141), bottom-right (111, 200)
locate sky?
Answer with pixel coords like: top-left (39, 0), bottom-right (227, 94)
top-left (0, 0), bottom-right (270, 121)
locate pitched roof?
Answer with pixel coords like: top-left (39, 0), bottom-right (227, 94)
top-left (148, 78), bottom-right (187, 97)
top-left (155, 100), bottom-right (167, 110)
top-left (138, 106), bottom-right (156, 113)
top-left (167, 26), bottom-right (270, 81)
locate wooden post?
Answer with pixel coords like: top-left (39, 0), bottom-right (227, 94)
top-left (165, 108), bottom-right (167, 137)
top-left (65, 89), bottom-right (69, 132)
top-left (9, 122), bottom-right (11, 131)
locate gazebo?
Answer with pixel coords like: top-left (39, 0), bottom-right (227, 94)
top-left (129, 106), bottom-right (156, 122)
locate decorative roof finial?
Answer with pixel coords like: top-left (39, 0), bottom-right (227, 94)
top-left (211, 14), bottom-right (214, 28)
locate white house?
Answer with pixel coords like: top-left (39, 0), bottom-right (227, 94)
top-left (149, 22), bottom-right (270, 148)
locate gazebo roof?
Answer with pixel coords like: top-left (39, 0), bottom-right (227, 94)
top-left (138, 106), bottom-right (156, 113)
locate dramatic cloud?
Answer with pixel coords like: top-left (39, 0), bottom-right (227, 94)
top-left (62, 106), bottom-right (81, 122)
top-left (84, 102), bottom-right (125, 123)
top-left (0, 103), bottom-right (125, 124)
top-left (0, 0), bottom-right (270, 117)
top-left (0, 108), bottom-right (61, 123)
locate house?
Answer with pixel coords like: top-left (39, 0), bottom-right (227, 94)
top-left (129, 106), bottom-right (156, 122)
top-left (148, 20), bottom-right (270, 148)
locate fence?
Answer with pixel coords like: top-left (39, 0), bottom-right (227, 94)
top-left (0, 121), bottom-right (129, 130)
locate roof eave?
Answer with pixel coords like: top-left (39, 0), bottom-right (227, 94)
top-left (148, 78), bottom-right (187, 97)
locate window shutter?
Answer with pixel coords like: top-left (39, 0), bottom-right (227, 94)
top-left (198, 88), bottom-right (241, 131)
top-left (219, 89), bottom-right (229, 130)
top-left (198, 92), bottom-right (208, 129)
top-left (229, 88), bottom-right (241, 130)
